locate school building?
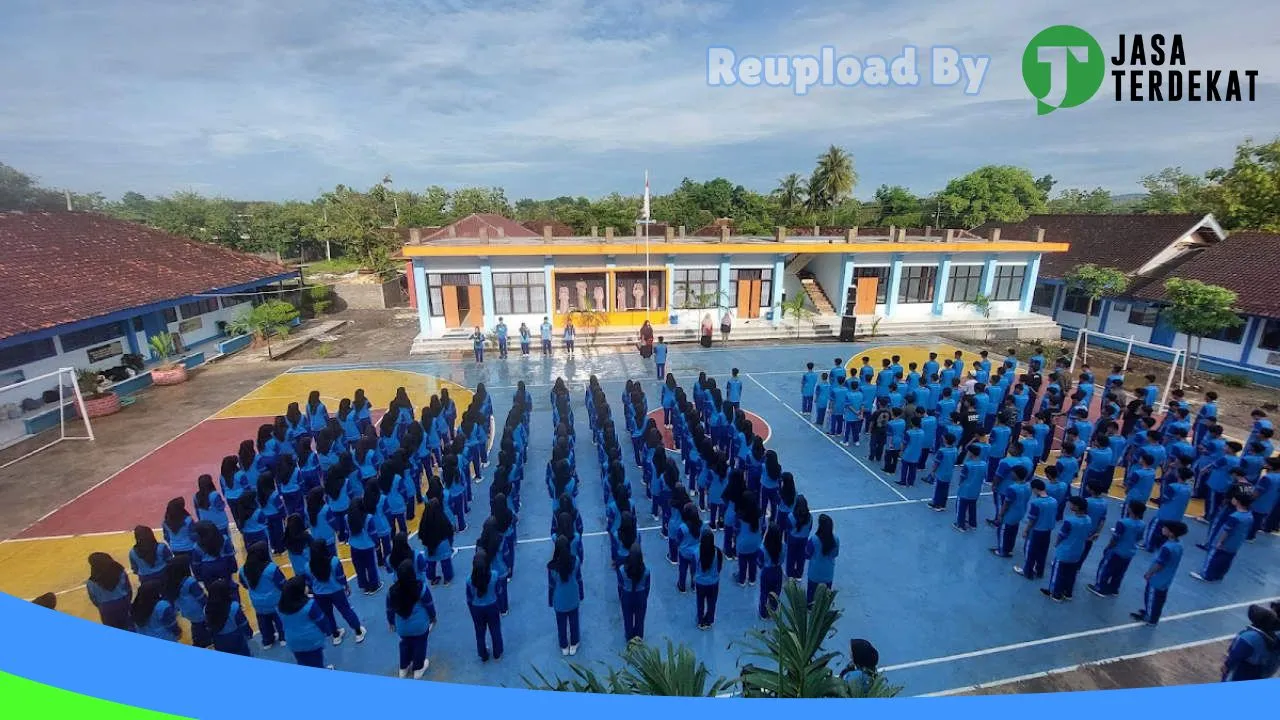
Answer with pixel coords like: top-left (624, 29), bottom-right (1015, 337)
top-left (977, 213), bottom-right (1280, 386)
top-left (400, 213), bottom-right (1070, 347)
top-left (0, 211), bottom-right (297, 390)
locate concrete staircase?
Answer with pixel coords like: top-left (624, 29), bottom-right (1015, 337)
top-left (799, 275), bottom-right (836, 314)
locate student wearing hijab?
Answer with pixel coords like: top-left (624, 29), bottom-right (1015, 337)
top-left (275, 454), bottom-right (304, 518)
top-left (278, 576), bottom-right (337, 669)
top-left (161, 554), bottom-right (210, 647)
top-left (192, 520), bottom-right (238, 589)
top-left (308, 538), bottom-right (366, 644)
top-left (417, 498), bottom-right (456, 585)
top-left (193, 474), bottom-right (229, 534)
top-left (257, 475), bottom-right (286, 555)
top-left (617, 543), bottom-right (650, 642)
top-left (240, 541), bottom-right (287, 649)
top-left (465, 551), bottom-right (503, 662)
top-left (222, 454), bottom-right (250, 525)
top-left (693, 528), bottom-right (725, 630)
top-left (805, 514), bottom-right (840, 604)
top-left (839, 639), bottom-right (882, 695)
top-left (204, 580), bottom-right (252, 656)
top-left (758, 525), bottom-right (785, 620)
top-left (386, 559), bottom-right (438, 679)
top-left (1221, 605), bottom-right (1280, 682)
top-left (132, 580), bottom-right (180, 642)
top-left (547, 535), bottom-right (584, 655)
top-left (128, 526), bottom-right (173, 586)
top-left (346, 504), bottom-right (382, 594)
top-left (388, 532), bottom-right (429, 585)
top-left (305, 390), bottom-right (330, 435)
top-left (161, 497), bottom-right (196, 560)
top-left (784, 496), bottom-right (813, 581)
top-left (86, 552), bottom-right (134, 630)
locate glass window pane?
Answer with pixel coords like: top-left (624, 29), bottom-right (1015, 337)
top-left (529, 285), bottom-right (546, 313)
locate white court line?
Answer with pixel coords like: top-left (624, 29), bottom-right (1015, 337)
top-left (920, 634), bottom-right (1235, 697)
top-left (10, 374), bottom-right (284, 541)
top-left (880, 594), bottom-right (1280, 674)
top-left (744, 373), bottom-right (909, 502)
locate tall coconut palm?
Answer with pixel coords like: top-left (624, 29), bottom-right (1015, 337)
top-left (810, 145), bottom-right (857, 225)
top-left (774, 173), bottom-right (807, 220)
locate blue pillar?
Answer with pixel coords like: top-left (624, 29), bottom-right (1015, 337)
top-left (543, 260), bottom-right (554, 320)
top-left (933, 255), bottom-right (952, 316)
top-left (1239, 316), bottom-right (1261, 364)
top-left (665, 255), bottom-right (676, 318)
top-left (719, 255), bottom-right (731, 310)
top-left (980, 254), bottom-right (997, 297)
top-left (1050, 282), bottom-right (1063, 321)
top-left (1097, 299), bottom-right (1113, 334)
top-left (771, 254), bottom-right (785, 309)
top-left (479, 261), bottom-right (495, 329)
top-left (411, 259), bottom-right (431, 337)
top-left (121, 319), bottom-right (140, 355)
top-left (885, 254), bottom-right (904, 317)
top-left (839, 253), bottom-right (854, 315)
top-left (1020, 255), bottom-right (1041, 313)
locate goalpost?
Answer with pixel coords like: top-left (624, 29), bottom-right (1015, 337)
top-left (1068, 329), bottom-right (1186, 412)
top-left (0, 367), bottom-right (95, 470)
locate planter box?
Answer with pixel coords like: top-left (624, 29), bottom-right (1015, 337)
top-left (83, 393), bottom-right (121, 418)
top-left (151, 365), bottom-right (189, 386)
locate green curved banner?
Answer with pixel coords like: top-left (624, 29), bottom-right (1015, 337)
top-left (1, 671), bottom-right (187, 719)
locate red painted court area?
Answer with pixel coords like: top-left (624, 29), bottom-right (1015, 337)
top-left (20, 416), bottom-right (269, 538)
top-left (646, 408), bottom-right (771, 450)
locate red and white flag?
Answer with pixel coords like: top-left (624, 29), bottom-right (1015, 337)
top-left (642, 171), bottom-right (651, 222)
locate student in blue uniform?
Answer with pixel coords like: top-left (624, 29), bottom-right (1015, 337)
top-left (693, 528), bottom-right (725, 629)
top-left (784, 496), bottom-right (813, 580)
top-left (548, 535), bottom-right (584, 655)
top-left (1080, 483), bottom-right (1110, 565)
top-left (1143, 468), bottom-right (1193, 551)
top-left (991, 467), bottom-right (1030, 558)
top-left (654, 337), bottom-right (669, 380)
top-left (1088, 501), bottom-right (1146, 597)
top-left (758, 524), bottom-right (785, 619)
top-left (86, 552), bottom-right (134, 630)
top-left (1200, 441), bottom-right (1243, 523)
top-left (192, 520), bottom-right (238, 589)
top-left (418, 498), bottom-right (456, 585)
top-left (129, 526), bottom-right (173, 586)
top-left (205, 580), bottom-right (252, 656)
top-left (386, 559), bottom-right (438, 679)
top-left (239, 542), bottom-right (287, 649)
top-left (839, 639), bottom-right (882, 694)
top-left (193, 474), bottom-right (229, 535)
top-left (465, 550), bottom-right (503, 661)
top-left (925, 433), bottom-right (958, 511)
top-left (1220, 605), bottom-right (1280, 682)
top-left (617, 543), bottom-right (651, 642)
top-left (1194, 493), bottom-right (1254, 583)
top-left (1043, 496), bottom-right (1091, 602)
top-left (954, 446), bottom-right (986, 532)
top-left (1132, 521), bottom-right (1188, 625)
top-left (308, 538), bottom-right (366, 645)
top-left (1016, 479), bottom-right (1058, 580)
top-left (726, 369), bottom-right (743, 409)
top-left (161, 497), bottom-right (196, 561)
top-left (257, 476), bottom-right (287, 555)
top-left (801, 363), bottom-right (818, 414)
top-left (897, 417), bottom-right (925, 487)
top-left (539, 317), bottom-right (554, 355)
top-left (346, 505), bottom-right (382, 594)
top-left (278, 576), bottom-right (336, 669)
top-left (805, 514), bottom-right (839, 603)
top-left (132, 580), bottom-right (180, 642)
top-left (735, 495), bottom-right (763, 586)
top-left (813, 373), bottom-right (832, 427)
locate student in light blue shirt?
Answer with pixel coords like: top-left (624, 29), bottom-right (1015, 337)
top-left (843, 382), bottom-right (865, 446)
top-left (758, 525), bottom-right (785, 620)
top-left (205, 579), bottom-right (252, 656)
top-left (1124, 452), bottom-right (1158, 505)
top-left (86, 552), bottom-right (134, 630)
top-left (1195, 493), bottom-right (1255, 583)
top-left (307, 538), bottom-right (366, 645)
top-left (129, 526), bottom-right (173, 586)
top-left (386, 559), bottom-right (438, 679)
top-left (547, 536), bottom-right (584, 655)
top-left (726, 369), bottom-right (743, 409)
top-left (693, 528), bottom-right (726, 629)
top-left (278, 576), bottom-right (336, 668)
top-left (897, 418), bottom-right (925, 487)
top-left (926, 434), bottom-right (959, 511)
top-left (830, 358), bottom-right (847, 385)
top-left (813, 373), bottom-right (832, 427)
top-left (1132, 521), bottom-right (1187, 625)
top-left (1044, 496), bottom-right (1092, 601)
top-left (132, 580), bottom-right (180, 642)
top-left (466, 551), bottom-right (503, 661)
top-left (654, 337), bottom-right (669, 380)
top-left (955, 446), bottom-right (986, 532)
top-left (992, 467), bottom-right (1031, 558)
top-left (617, 544), bottom-right (651, 642)
top-left (495, 317), bottom-right (509, 359)
top-left (1220, 605), bottom-right (1280, 682)
top-left (1088, 500), bottom-right (1146, 597)
top-left (923, 352), bottom-right (940, 382)
top-left (539, 316), bottom-right (553, 355)
top-left (1017, 478), bottom-right (1059, 580)
top-left (161, 498), bottom-right (196, 559)
top-left (239, 541), bottom-right (287, 649)
top-left (801, 363), bottom-right (818, 414)
top-left (805, 514), bottom-right (839, 604)
top-left (829, 378), bottom-right (848, 436)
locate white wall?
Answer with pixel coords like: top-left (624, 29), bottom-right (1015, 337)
top-left (1099, 301), bottom-right (1156, 344)
top-left (808, 255), bottom-right (845, 312)
top-left (1247, 318), bottom-right (1280, 369)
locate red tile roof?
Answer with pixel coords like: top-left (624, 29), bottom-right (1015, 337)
top-left (0, 212), bottom-right (293, 341)
top-left (412, 213), bottom-right (539, 242)
top-left (975, 214), bottom-right (1213, 279)
top-left (1132, 231), bottom-right (1280, 318)
top-left (519, 220), bottom-right (576, 237)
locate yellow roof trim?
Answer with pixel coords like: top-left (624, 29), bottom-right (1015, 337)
top-left (401, 241), bottom-right (1070, 258)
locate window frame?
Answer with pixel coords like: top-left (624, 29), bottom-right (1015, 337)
top-left (990, 264), bottom-right (1027, 302)
top-left (945, 264), bottom-right (983, 303)
top-left (896, 265), bottom-right (937, 304)
top-left (492, 271), bottom-right (548, 315)
top-left (59, 323), bottom-right (125, 353)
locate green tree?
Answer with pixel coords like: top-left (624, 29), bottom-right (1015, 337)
top-left (1202, 137), bottom-right (1280, 231)
top-left (524, 640), bottom-right (733, 696)
top-left (872, 184), bottom-right (924, 226)
top-left (1048, 187), bottom-right (1115, 214)
top-left (448, 186), bottom-right (511, 218)
top-left (110, 191), bottom-right (156, 223)
top-left (808, 145), bottom-right (857, 224)
top-left (1034, 174), bottom-right (1057, 199)
top-left (1063, 263), bottom-right (1128, 331)
top-left (1162, 278), bottom-right (1244, 371)
top-left (774, 173), bottom-right (807, 221)
top-left (939, 165), bottom-right (1047, 227)
top-left (1137, 167), bottom-right (1209, 214)
top-left (0, 163), bottom-right (64, 211)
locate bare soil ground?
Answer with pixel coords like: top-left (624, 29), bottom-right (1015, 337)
top-left (960, 642), bottom-right (1226, 695)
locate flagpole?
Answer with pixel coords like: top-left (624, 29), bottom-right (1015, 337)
top-left (642, 171), bottom-right (652, 325)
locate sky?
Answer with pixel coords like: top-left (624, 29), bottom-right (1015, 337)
top-left (1, 0), bottom-right (1277, 202)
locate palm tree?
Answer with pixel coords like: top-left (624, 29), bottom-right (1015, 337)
top-left (774, 173), bottom-right (807, 220)
top-left (523, 639), bottom-right (734, 696)
top-left (810, 145), bottom-right (857, 226)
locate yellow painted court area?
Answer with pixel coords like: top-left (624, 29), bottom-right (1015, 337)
top-left (215, 368), bottom-right (473, 420)
top-left (844, 343), bottom-right (985, 375)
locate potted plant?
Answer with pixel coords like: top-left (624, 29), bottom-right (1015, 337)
top-left (147, 332), bottom-right (189, 385)
top-left (77, 368), bottom-right (121, 418)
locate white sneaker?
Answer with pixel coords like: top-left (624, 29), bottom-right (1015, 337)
top-left (332, 628), bottom-right (346, 645)
top-left (262, 642), bottom-right (273, 650)
top-left (561, 647), bottom-right (570, 656)
top-left (326, 665), bottom-right (336, 670)
top-left (398, 668), bottom-right (409, 679)
top-left (413, 660), bottom-right (430, 678)
top-left (569, 644), bottom-right (579, 656)
top-left (355, 627), bottom-right (367, 643)
top-left (280, 639), bottom-right (287, 647)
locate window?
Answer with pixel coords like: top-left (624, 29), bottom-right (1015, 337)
top-left (1260, 319), bottom-right (1280, 351)
top-left (132, 317), bottom-right (145, 332)
top-left (673, 268), bottom-right (721, 308)
top-left (60, 323), bottom-right (124, 353)
top-left (220, 295), bottom-right (250, 309)
top-left (1128, 303), bottom-right (1160, 327)
top-left (728, 269), bottom-right (772, 309)
top-left (426, 274), bottom-right (444, 317)
top-left (853, 266), bottom-right (890, 304)
top-left (991, 265), bottom-right (1027, 302)
top-left (1031, 283), bottom-right (1057, 310)
top-left (162, 308), bottom-right (178, 324)
top-left (1204, 316), bottom-right (1248, 344)
top-left (897, 266), bottom-right (937, 304)
top-left (1061, 288), bottom-right (1102, 316)
top-left (179, 298), bottom-right (220, 319)
top-left (946, 265), bottom-right (983, 303)
top-left (493, 271), bottom-right (547, 315)
top-left (0, 338), bottom-right (57, 372)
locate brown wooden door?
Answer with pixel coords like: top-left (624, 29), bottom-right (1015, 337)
top-left (737, 279), bottom-right (762, 319)
top-left (443, 287), bottom-right (462, 328)
top-left (855, 278), bottom-right (879, 315)
top-left (466, 285), bottom-right (484, 327)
